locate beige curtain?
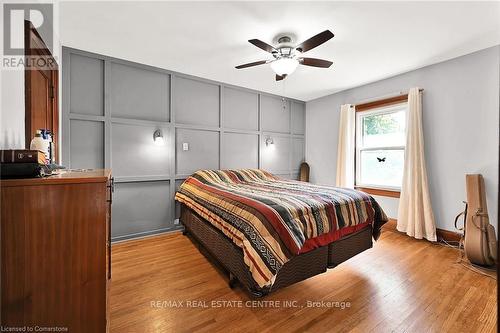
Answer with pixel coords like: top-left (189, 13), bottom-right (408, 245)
top-left (335, 104), bottom-right (355, 188)
top-left (397, 88), bottom-right (437, 241)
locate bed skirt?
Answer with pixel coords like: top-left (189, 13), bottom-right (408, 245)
top-left (180, 204), bottom-right (373, 297)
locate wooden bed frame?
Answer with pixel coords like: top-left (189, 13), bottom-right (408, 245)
top-left (180, 204), bottom-right (374, 297)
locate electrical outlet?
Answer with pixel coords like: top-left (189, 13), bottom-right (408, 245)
top-left (182, 142), bottom-right (189, 151)
top-left (174, 218), bottom-right (180, 225)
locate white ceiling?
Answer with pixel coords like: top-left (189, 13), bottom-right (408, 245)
top-left (59, 1), bottom-right (500, 101)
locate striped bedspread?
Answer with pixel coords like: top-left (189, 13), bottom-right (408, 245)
top-left (175, 169), bottom-right (388, 288)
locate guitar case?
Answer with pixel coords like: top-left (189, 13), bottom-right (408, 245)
top-left (462, 174), bottom-right (497, 266)
top-left (299, 162), bottom-right (310, 182)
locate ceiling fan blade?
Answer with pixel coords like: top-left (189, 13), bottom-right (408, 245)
top-left (276, 74), bottom-right (287, 81)
top-left (248, 39), bottom-right (276, 53)
top-left (295, 30), bottom-right (334, 53)
top-left (299, 57), bottom-right (333, 68)
top-left (235, 60), bottom-right (268, 69)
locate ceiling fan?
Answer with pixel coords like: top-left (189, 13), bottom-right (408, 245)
top-left (235, 30), bottom-right (334, 81)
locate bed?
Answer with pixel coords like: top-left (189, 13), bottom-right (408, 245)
top-left (175, 169), bottom-right (388, 297)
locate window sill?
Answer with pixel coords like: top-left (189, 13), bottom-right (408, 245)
top-left (355, 186), bottom-right (401, 198)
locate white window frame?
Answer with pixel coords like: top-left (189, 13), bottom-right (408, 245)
top-left (355, 102), bottom-right (407, 191)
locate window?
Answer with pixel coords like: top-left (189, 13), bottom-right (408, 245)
top-left (355, 102), bottom-right (407, 192)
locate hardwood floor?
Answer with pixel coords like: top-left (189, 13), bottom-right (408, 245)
top-left (110, 229), bottom-right (497, 333)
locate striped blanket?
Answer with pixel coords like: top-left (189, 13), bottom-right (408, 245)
top-left (175, 169), bottom-right (388, 288)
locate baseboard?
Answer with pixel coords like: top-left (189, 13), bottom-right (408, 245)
top-left (111, 226), bottom-right (183, 243)
top-left (382, 218), bottom-right (462, 243)
top-left (435, 228), bottom-right (462, 243)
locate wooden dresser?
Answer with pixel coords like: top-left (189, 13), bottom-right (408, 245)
top-left (1, 170), bottom-right (112, 332)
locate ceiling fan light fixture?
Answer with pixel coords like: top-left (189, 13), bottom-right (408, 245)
top-left (236, 30), bottom-right (334, 80)
top-left (270, 58), bottom-right (299, 76)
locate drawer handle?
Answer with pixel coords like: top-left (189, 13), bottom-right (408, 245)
top-left (107, 177), bottom-right (114, 203)
top-left (107, 177), bottom-right (115, 192)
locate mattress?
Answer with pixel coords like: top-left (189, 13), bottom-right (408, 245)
top-left (175, 169), bottom-right (388, 288)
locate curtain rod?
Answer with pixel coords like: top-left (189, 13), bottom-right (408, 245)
top-left (349, 88), bottom-right (424, 107)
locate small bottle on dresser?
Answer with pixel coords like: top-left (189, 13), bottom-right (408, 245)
top-left (30, 130), bottom-right (50, 164)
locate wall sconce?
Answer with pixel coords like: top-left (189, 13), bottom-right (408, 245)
top-left (153, 129), bottom-right (165, 145)
top-left (265, 136), bottom-right (274, 147)
top-left (281, 97), bottom-right (287, 111)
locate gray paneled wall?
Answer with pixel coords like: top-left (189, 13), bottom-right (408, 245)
top-left (62, 47), bottom-right (306, 241)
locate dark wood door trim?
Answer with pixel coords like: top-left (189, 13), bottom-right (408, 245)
top-left (24, 20), bottom-right (59, 162)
